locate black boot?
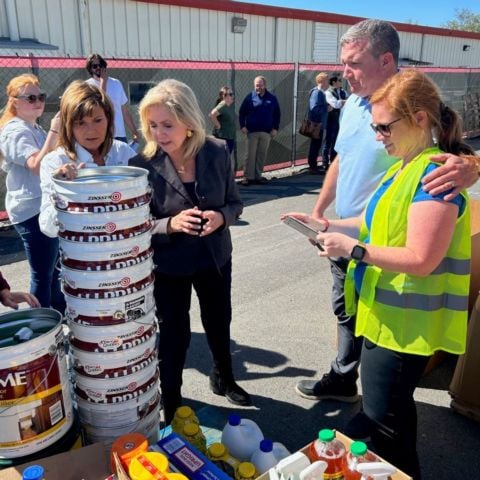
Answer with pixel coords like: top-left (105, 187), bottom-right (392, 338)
top-left (209, 368), bottom-right (252, 406)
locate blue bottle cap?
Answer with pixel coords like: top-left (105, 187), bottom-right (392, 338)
top-left (22, 465), bottom-right (44, 480)
top-left (228, 414), bottom-right (241, 426)
top-left (260, 439), bottom-right (273, 452)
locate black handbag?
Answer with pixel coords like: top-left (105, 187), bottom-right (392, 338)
top-left (298, 118), bottom-right (322, 139)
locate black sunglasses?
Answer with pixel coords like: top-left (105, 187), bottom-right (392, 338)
top-left (91, 64), bottom-right (102, 69)
top-left (15, 93), bottom-right (47, 104)
top-left (226, 92), bottom-right (234, 96)
top-left (370, 118), bottom-right (402, 137)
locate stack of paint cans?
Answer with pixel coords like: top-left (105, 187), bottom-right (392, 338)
top-left (51, 166), bottom-right (160, 448)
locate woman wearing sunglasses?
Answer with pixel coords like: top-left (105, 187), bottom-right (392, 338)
top-left (209, 86), bottom-right (236, 168)
top-left (306, 69), bottom-right (472, 478)
top-left (39, 81), bottom-right (136, 238)
top-left (0, 73), bottom-right (64, 310)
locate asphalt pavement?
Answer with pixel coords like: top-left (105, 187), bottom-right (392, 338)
top-left (1, 147), bottom-right (480, 479)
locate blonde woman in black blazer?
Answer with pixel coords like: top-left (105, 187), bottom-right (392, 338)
top-left (129, 79), bottom-right (250, 425)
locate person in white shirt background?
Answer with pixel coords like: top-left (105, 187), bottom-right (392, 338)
top-left (86, 53), bottom-right (139, 144)
top-left (322, 75), bottom-right (348, 169)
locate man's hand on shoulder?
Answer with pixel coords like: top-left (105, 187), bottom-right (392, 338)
top-left (422, 153), bottom-right (479, 201)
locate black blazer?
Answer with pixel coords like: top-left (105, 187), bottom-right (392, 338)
top-left (129, 137), bottom-right (243, 275)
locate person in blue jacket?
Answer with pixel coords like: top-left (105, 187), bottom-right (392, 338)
top-left (239, 76), bottom-right (281, 186)
top-left (307, 72), bottom-right (329, 174)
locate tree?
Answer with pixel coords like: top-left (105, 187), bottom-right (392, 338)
top-left (443, 8), bottom-right (480, 32)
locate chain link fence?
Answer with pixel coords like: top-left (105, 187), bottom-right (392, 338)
top-left (1, 56), bottom-right (480, 210)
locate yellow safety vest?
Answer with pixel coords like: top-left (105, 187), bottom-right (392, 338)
top-left (345, 147), bottom-right (470, 355)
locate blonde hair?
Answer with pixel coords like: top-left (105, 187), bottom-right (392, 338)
top-left (0, 74), bottom-right (40, 128)
top-left (315, 72), bottom-right (328, 84)
top-left (58, 81), bottom-right (114, 161)
top-left (370, 69), bottom-right (473, 156)
top-left (139, 79), bottom-right (206, 159)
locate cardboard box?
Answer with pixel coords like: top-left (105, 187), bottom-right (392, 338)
top-left (0, 442), bottom-right (111, 480)
top-left (469, 199), bottom-right (480, 314)
top-left (257, 431), bottom-right (412, 480)
top-left (449, 293), bottom-right (480, 422)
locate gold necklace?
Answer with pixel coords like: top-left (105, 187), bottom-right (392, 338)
top-left (175, 157), bottom-right (192, 175)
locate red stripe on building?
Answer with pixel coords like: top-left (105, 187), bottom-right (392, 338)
top-left (0, 57), bottom-right (295, 70)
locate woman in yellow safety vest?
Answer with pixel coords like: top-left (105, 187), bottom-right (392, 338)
top-left (314, 69), bottom-right (473, 479)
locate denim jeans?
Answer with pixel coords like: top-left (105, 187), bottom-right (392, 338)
top-left (14, 214), bottom-right (65, 312)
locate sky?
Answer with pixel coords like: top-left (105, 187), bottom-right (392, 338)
top-left (233, 1), bottom-right (480, 29)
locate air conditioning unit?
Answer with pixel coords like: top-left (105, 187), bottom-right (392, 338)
top-left (232, 17), bottom-right (247, 34)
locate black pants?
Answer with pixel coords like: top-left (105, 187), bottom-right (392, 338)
top-left (329, 257), bottom-right (363, 379)
top-left (307, 132), bottom-right (324, 169)
top-left (323, 117), bottom-right (340, 165)
top-left (153, 260), bottom-right (233, 406)
top-left (361, 339), bottom-right (430, 480)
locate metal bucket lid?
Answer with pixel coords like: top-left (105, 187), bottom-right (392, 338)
top-left (0, 308), bottom-right (62, 348)
top-left (53, 166), bottom-right (148, 185)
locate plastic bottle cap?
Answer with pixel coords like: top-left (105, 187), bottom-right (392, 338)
top-left (237, 462), bottom-right (256, 479)
top-left (128, 452), bottom-right (169, 480)
top-left (208, 443), bottom-right (227, 458)
top-left (228, 414), bottom-right (241, 426)
top-left (260, 439), bottom-right (273, 453)
top-left (318, 429), bottom-right (335, 442)
top-left (176, 406), bottom-right (193, 419)
top-left (350, 441), bottom-right (368, 457)
top-left (183, 422), bottom-right (200, 436)
top-left (22, 465), bottom-right (44, 480)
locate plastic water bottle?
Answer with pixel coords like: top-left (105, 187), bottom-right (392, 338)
top-left (221, 414), bottom-right (264, 462)
top-left (171, 405), bottom-right (199, 434)
top-left (207, 442), bottom-right (240, 477)
top-left (181, 422), bottom-right (207, 454)
top-left (308, 429), bottom-right (346, 479)
top-left (234, 461), bottom-right (257, 480)
top-left (342, 441), bottom-right (378, 480)
top-left (250, 439), bottom-right (291, 474)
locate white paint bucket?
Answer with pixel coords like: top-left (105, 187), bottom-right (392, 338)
top-left (60, 231), bottom-right (152, 265)
top-left (76, 379), bottom-right (160, 428)
top-left (73, 362), bottom-right (158, 404)
top-left (64, 283), bottom-right (156, 325)
top-left (82, 401), bottom-right (160, 447)
top-left (62, 273), bottom-right (155, 300)
top-left (52, 166), bottom-right (149, 210)
top-left (62, 258), bottom-right (154, 292)
top-left (68, 309), bottom-right (157, 353)
top-left (0, 308), bottom-right (74, 459)
top-left (70, 332), bottom-right (157, 378)
top-left (57, 204), bottom-right (151, 240)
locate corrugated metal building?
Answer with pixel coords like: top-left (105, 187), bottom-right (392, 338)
top-left (1, 0), bottom-right (480, 66)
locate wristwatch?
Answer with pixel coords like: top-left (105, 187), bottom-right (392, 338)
top-left (350, 241), bottom-right (367, 261)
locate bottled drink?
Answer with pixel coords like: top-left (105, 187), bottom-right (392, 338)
top-left (207, 442), bottom-right (240, 477)
top-left (181, 422), bottom-right (207, 454)
top-left (343, 441), bottom-right (378, 480)
top-left (234, 461), bottom-right (257, 480)
top-left (22, 465), bottom-right (45, 480)
top-left (171, 405), bottom-right (199, 434)
top-left (250, 439), bottom-right (291, 474)
top-left (308, 429), bottom-right (345, 479)
top-left (221, 414), bottom-right (264, 461)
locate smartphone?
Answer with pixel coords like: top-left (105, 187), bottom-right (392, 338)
top-left (282, 216), bottom-right (324, 250)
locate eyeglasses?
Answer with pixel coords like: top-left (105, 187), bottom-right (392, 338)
top-left (15, 93), bottom-right (47, 104)
top-left (226, 92), bottom-right (234, 96)
top-left (91, 64), bottom-right (102, 69)
top-left (370, 118), bottom-right (402, 137)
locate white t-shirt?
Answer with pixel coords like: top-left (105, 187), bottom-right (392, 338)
top-left (86, 76), bottom-right (128, 138)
